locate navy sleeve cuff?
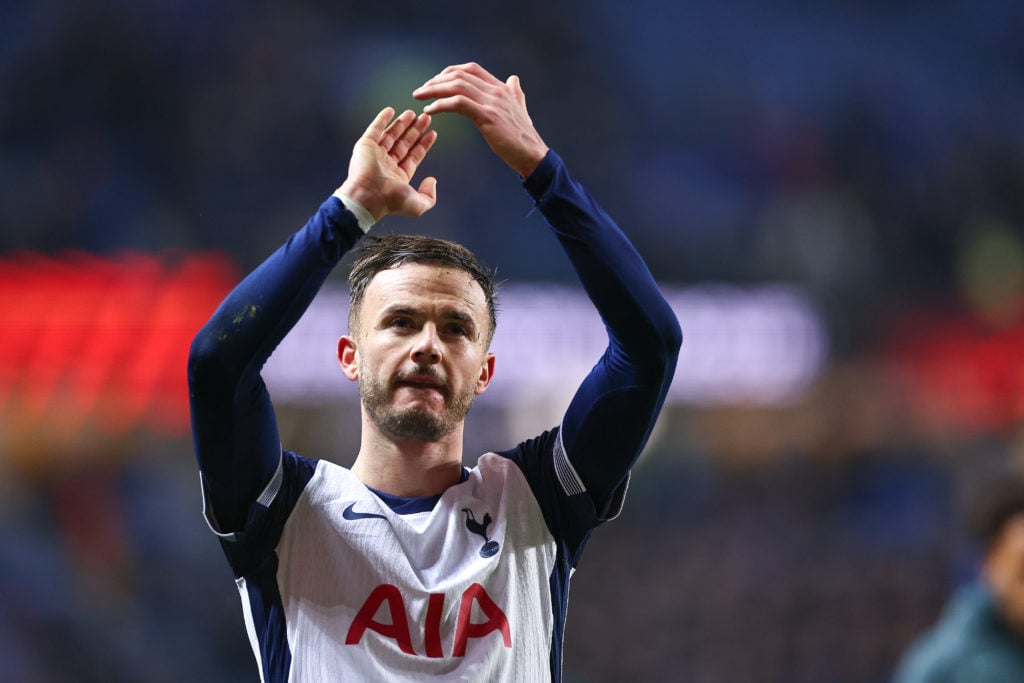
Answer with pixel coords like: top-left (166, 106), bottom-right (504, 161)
top-left (321, 196), bottom-right (368, 247)
top-left (522, 149), bottom-right (562, 202)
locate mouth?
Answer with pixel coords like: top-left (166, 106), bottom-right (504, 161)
top-left (394, 374), bottom-right (448, 397)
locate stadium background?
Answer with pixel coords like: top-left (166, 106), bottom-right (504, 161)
top-left (2, 0), bottom-right (1024, 680)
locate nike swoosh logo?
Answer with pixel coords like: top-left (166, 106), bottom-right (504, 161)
top-left (343, 502), bottom-right (387, 521)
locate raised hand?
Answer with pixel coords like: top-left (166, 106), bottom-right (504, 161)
top-left (337, 107), bottom-right (438, 222)
top-left (413, 63), bottom-right (549, 178)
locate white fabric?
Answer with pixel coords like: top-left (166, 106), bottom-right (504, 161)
top-left (240, 453), bottom-right (558, 681)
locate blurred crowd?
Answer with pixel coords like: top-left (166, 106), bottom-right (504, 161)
top-left (2, 0), bottom-right (1024, 680)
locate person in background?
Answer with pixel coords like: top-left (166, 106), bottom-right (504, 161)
top-left (893, 471), bottom-right (1024, 681)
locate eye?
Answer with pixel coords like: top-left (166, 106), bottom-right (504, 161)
top-left (389, 317), bottom-right (413, 330)
top-left (445, 323), bottom-right (469, 337)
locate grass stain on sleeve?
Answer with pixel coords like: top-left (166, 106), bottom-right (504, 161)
top-left (232, 304), bottom-right (260, 325)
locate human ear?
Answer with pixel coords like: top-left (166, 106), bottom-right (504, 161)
top-left (474, 353), bottom-right (495, 395)
top-left (337, 335), bottom-right (360, 381)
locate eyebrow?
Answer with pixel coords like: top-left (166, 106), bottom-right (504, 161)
top-left (378, 304), bottom-right (418, 319)
top-left (446, 310), bottom-right (474, 324)
top-left (378, 304), bottom-right (480, 331)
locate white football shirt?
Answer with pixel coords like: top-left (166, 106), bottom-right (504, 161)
top-left (204, 427), bottom-right (621, 682)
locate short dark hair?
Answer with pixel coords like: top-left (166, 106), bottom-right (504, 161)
top-left (347, 234), bottom-right (497, 344)
top-left (968, 472), bottom-right (1024, 547)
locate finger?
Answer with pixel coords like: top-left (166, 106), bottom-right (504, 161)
top-left (419, 77), bottom-right (498, 119)
top-left (401, 176), bottom-right (437, 218)
top-left (438, 62), bottom-right (502, 86)
top-left (362, 107), bottom-right (396, 142)
top-left (417, 176), bottom-right (438, 207)
top-left (421, 93), bottom-right (491, 121)
top-left (399, 129), bottom-right (438, 178)
top-left (506, 75), bottom-right (527, 106)
top-left (379, 109), bottom-right (416, 150)
top-left (414, 68), bottom-right (493, 101)
top-left (378, 109), bottom-right (417, 152)
top-left (390, 113), bottom-right (432, 164)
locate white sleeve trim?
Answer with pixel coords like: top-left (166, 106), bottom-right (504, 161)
top-left (235, 577), bottom-right (267, 683)
top-left (552, 424), bottom-right (631, 521)
top-left (256, 452), bottom-right (285, 507)
top-left (200, 451), bottom-right (285, 541)
top-left (332, 191), bottom-right (376, 232)
top-left (552, 426), bottom-right (586, 496)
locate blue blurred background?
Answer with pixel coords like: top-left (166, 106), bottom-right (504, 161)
top-left (3, 0), bottom-right (1024, 680)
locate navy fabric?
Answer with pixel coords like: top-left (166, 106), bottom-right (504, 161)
top-left (189, 196), bottom-right (364, 533)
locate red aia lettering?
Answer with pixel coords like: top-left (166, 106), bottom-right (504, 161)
top-left (345, 584), bottom-right (416, 655)
top-left (346, 583), bottom-right (511, 658)
top-left (453, 583), bottom-right (513, 656)
top-left (424, 592), bottom-right (445, 658)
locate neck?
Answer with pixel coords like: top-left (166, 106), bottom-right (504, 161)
top-left (350, 415), bottom-right (466, 497)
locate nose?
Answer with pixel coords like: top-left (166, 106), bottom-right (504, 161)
top-left (410, 324), bottom-right (441, 364)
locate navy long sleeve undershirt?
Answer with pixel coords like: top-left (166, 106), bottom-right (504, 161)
top-left (189, 150), bottom-right (681, 532)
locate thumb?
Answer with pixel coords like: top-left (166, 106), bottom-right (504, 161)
top-left (506, 75), bottom-right (526, 105)
top-left (416, 176), bottom-right (438, 211)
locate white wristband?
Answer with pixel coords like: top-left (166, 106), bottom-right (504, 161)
top-left (333, 191), bottom-right (376, 233)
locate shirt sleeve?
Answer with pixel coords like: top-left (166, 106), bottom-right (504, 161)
top-left (521, 150), bottom-right (682, 521)
top-left (187, 197), bottom-right (365, 533)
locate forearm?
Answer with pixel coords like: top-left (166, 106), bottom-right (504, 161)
top-left (188, 198), bottom-right (364, 529)
top-left (523, 151), bottom-right (681, 508)
top-left (524, 151), bottom-right (681, 375)
top-left (191, 198), bottom-right (363, 371)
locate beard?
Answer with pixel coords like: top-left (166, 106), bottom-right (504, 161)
top-left (359, 364), bottom-right (477, 442)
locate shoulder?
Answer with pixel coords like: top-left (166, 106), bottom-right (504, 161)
top-left (895, 627), bottom-right (961, 683)
top-left (474, 431), bottom-right (609, 556)
top-left (465, 451), bottom-right (538, 501)
top-left (895, 583), bottom-right (1024, 682)
top-left (492, 429), bottom-right (559, 475)
top-left (292, 454), bottom-right (356, 498)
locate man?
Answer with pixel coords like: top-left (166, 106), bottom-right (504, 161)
top-left (893, 473), bottom-right (1024, 682)
top-left (188, 62), bottom-right (681, 681)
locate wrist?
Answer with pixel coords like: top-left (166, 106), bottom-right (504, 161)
top-left (514, 145), bottom-right (550, 179)
top-left (333, 184), bottom-right (378, 232)
top-left (335, 179), bottom-right (386, 223)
